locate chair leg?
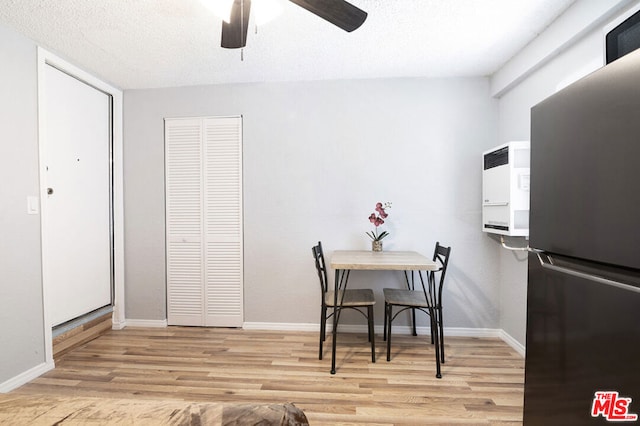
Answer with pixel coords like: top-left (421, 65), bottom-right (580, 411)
top-left (411, 308), bottom-right (417, 336)
top-left (367, 307), bottom-right (372, 343)
top-left (430, 313), bottom-right (436, 345)
top-left (430, 307), bottom-right (442, 379)
top-left (386, 304), bottom-right (392, 362)
top-left (438, 306), bottom-right (445, 364)
top-left (383, 301), bottom-right (388, 341)
top-left (368, 305), bottom-right (376, 363)
top-left (319, 306), bottom-right (326, 360)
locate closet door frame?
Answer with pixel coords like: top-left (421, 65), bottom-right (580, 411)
top-left (37, 48), bottom-right (125, 366)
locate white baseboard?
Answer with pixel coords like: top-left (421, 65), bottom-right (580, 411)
top-left (499, 329), bottom-right (526, 357)
top-left (0, 360), bottom-right (54, 393)
top-left (243, 322), bottom-right (319, 332)
top-left (124, 319), bottom-right (168, 328)
top-left (243, 322), bottom-right (391, 334)
top-left (111, 317), bottom-right (126, 330)
top-left (246, 322), bottom-right (500, 336)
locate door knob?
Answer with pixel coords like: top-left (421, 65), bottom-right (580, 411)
top-left (47, 188), bottom-right (54, 195)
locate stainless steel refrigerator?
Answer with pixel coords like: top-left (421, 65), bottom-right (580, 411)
top-left (524, 48), bottom-right (640, 423)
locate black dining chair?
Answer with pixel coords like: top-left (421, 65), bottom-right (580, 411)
top-left (312, 241), bottom-right (376, 362)
top-left (383, 242), bottom-right (451, 374)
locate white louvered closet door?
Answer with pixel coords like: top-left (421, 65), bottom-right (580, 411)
top-left (203, 118), bottom-right (243, 326)
top-left (165, 116), bottom-right (243, 327)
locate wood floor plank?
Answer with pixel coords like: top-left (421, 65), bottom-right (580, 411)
top-left (10, 327), bottom-right (525, 424)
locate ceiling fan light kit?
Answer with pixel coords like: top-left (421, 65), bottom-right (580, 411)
top-left (200, 0), bottom-right (236, 23)
top-left (253, 0), bottom-right (284, 26)
top-left (206, 0), bottom-right (367, 49)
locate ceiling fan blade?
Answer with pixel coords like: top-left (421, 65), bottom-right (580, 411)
top-left (288, 0), bottom-right (367, 32)
top-left (221, 0), bottom-right (251, 49)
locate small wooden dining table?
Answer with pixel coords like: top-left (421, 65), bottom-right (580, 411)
top-left (329, 250), bottom-right (439, 375)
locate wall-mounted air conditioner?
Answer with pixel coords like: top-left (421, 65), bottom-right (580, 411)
top-left (482, 141), bottom-right (530, 236)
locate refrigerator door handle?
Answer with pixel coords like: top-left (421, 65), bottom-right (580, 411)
top-left (533, 250), bottom-right (640, 295)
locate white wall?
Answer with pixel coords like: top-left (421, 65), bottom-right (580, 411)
top-left (0, 23), bottom-right (46, 385)
top-left (124, 77), bottom-right (502, 330)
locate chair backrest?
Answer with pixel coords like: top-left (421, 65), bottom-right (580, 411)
top-left (312, 241), bottom-right (329, 295)
top-left (433, 242), bottom-right (452, 299)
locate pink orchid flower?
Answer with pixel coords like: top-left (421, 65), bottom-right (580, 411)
top-left (366, 201), bottom-right (392, 242)
top-left (375, 202), bottom-right (388, 218)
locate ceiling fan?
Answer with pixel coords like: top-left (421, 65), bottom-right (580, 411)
top-left (220, 0), bottom-right (368, 49)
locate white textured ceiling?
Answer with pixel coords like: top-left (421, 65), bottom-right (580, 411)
top-left (0, 0), bottom-right (576, 90)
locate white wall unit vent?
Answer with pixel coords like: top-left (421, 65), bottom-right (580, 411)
top-left (482, 141), bottom-right (530, 236)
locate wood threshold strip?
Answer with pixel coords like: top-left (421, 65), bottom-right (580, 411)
top-left (52, 313), bottom-right (113, 361)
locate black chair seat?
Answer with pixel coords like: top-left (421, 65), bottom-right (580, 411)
top-left (325, 289), bottom-right (375, 307)
top-left (382, 288), bottom-right (429, 307)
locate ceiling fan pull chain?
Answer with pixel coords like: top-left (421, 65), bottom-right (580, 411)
top-left (241, 0), bottom-right (245, 60)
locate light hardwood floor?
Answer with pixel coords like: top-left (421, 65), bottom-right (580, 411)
top-left (13, 327), bottom-right (525, 425)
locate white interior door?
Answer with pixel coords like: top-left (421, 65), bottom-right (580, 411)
top-left (166, 116), bottom-right (243, 327)
top-left (43, 64), bottom-right (112, 326)
top-left (203, 117), bottom-right (243, 326)
top-left (165, 118), bottom-right (204, 326)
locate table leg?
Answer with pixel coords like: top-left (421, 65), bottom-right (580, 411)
top-left (404, 272), bottom-right (418, 336)
top-left (331, 269), bottom-right (339, 374)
